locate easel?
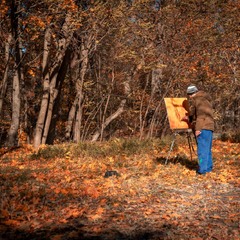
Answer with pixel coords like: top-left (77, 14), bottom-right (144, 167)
top-left (163, 97), bottom-right (196, 164)
top-left (165, 128), bottom-right (196, 164)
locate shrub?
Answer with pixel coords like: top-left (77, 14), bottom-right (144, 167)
top-left (31, 144), bottom-right (70, 159)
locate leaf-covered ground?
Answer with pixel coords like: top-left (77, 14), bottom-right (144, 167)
top-left (0, 139), bottom-right (239, 240)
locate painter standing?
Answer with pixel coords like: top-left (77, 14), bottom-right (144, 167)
top-left (185, 84), bottom-right (215, 175)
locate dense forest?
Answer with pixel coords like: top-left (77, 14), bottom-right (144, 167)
top-left (0, 0), bottom-right (239, 148)
top-left (0, 1), bottom-right (239, 239)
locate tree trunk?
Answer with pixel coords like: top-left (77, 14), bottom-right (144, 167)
top-left (33, 27), bottom-right (51, 148)
top-left (41, 87), bottom-right (57, 144)
top-left (66, 34), bottom-right (92, 143)
top-left (7, 69), bottom-right (20, 146)
top-left (91, 77), bottom-right (131, 142)
top-left (65, 97), bottom-right (78, 140)
top-left (46, 48), bottom-right (71, 144)
top-left (7, 1), bottom-right (22, 147)
top-left (34, 15), bottom-right (73, 148)
top-left (73, 92), bottom-right (83, 142)
top-left (73, 37), bottom-right (90, 143)
top-left (151, 67), bottom-right (162, 98)
top-left (139, 73), bottom-right (150, 139)
top-left (65, 51), bottom-right (80, 140)
top-left (0, 33), bottom-right (12, 116)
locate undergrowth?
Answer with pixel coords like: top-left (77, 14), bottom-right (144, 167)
top-left (220, 129), bottom-right (240, 143)
top-left (30, 137), bottom-right (172, 160)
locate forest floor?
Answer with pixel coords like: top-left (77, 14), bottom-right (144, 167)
top-left (0, 139), bottom-right (239, 240)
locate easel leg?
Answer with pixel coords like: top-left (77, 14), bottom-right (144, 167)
top-left (187, 132), bottom-right (193, 161)
top-left (165, 132), bottom-right (177, 164)
top-left (186, 131), bottom-right (198, 161)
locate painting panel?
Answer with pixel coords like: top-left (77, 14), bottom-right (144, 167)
top-left (164, 98), bottom-right (191, 130)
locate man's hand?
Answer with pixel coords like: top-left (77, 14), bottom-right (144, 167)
top-left (181, 116), bottom-right (189, 122)
top-left (195, 130), bottom-right (201, 136)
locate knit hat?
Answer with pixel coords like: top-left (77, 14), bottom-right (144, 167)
top-left (187, 84), bottom-right (198, 94)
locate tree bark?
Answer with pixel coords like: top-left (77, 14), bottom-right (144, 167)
top-left (7, 69), bottom-right (21, 146)
top-left (65, 50), bottom-right (80, 140)
top-left (73, 36), bottom-right (91, 143)
top-left (91, 77), bottom-right (131, 142)
top-left (7, 1), bottom-right (22, 147)
top-left (46, 48), bottom-right (71, 144)
top-left (34, 15), bottom-right (73, 148)
top-left (33, 27), bottom-right (51, 148)
top-left (0, 33), bottom-right (12, 116)
top-left (65, 34), bottom-right (93, 143)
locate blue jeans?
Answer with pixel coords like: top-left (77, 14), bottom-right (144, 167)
top-left (197, 130), bottom-right (213, 174)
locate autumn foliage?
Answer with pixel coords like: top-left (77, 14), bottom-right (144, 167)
top-left (0, 0), bottom-right (240, 147)
top-left (0, 1), bottom-right (240, 238)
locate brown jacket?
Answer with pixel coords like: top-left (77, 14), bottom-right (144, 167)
top-left (188, 91), bottom-right (215, 132)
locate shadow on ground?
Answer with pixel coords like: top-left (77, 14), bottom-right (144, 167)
top-left (154, 155), bottom-right (198, 171)
top-left (0, 222), bottom-right (174, 240)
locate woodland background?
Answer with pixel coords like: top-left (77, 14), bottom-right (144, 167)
top-left (0, 1), bottom-right (240, 239)
top-left (0, 0), bottom-right (240, 148)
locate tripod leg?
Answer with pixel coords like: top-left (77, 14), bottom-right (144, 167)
top-left (165, 133), bottom-right (176, 164)
top-left (187, 132), bottom-right (193, 161)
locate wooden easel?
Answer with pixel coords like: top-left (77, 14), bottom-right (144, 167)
top-left (165, 129), bottom-right (196, 164)
top-left (163, 98), bottom-right (196, 164)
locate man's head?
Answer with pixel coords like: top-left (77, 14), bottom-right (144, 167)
top-left (187, 84), bottom-right (198, 95)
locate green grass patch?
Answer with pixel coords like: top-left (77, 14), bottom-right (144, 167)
top-left (30, 137), bottom-right (169, 160)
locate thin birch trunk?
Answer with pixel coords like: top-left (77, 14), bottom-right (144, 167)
top-left (100, 93), bottom-right (111, 141)
top-left (66, 97), bottom-right (78, 139)
top-left (139, 68), bottom-right (163, 139)
top-left (74, 36), bottom-right (92, 143)
top-left (91, 77), bottom-right (131, 142)
top-left (65, 52), bottom-right (79, 139)
top-left (73, 91), bottom-right (83, 142)
top-left (66, 35), bottom-right (92, 143)
top-left (7, 68), bottom-right (20, 146)
top-left (100, 70), bottom-right (115, 141)
top-left (139, 73), bottom-right (150, 139)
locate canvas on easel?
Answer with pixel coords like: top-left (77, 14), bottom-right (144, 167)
top-left (164, 98), bottom-right (195, 163)
top-left (164, 98), bottom-right (191, 130)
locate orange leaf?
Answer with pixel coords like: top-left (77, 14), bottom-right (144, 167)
top-left (161, 214), bottom-right (170, 220)
top-left (211, 215), bottom-right (221, 219)
top-left (4, 219), bottom-right (20, 226)
top-left (60, 189), bottom-right (68, 195)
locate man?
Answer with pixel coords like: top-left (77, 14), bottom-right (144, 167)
top-left (186, 84), bottom-right (215, 175)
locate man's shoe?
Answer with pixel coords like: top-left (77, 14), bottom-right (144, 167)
top-left (196, 171), bottom-right (206, 176)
